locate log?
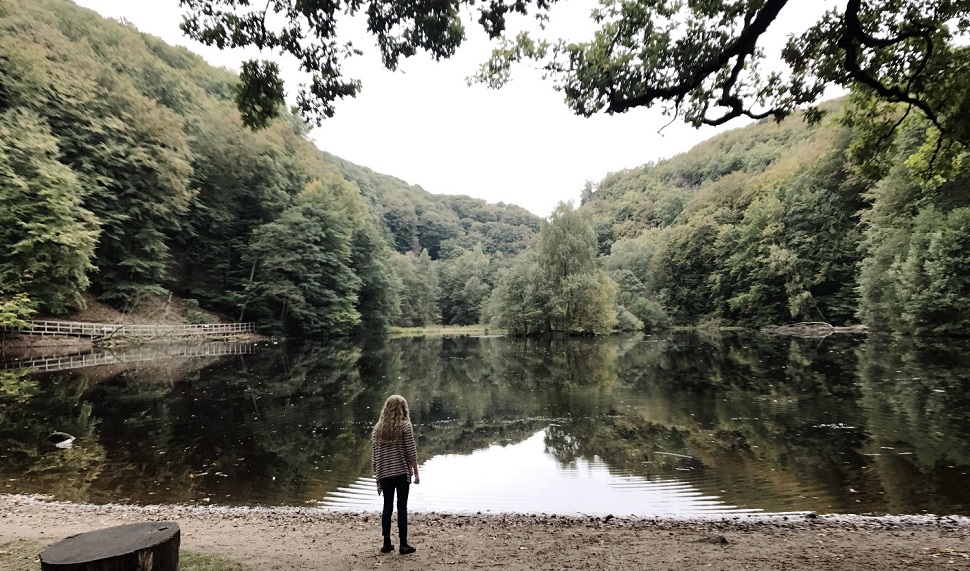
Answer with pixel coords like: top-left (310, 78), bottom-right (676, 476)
top-left (40, 521), bottom-right (179, 571)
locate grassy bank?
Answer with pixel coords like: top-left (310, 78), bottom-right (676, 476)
top-left (389, 325), bottom-right (504, 337)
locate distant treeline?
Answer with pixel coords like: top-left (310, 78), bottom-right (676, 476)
top-left (3, 0), bottom-right (969, 337)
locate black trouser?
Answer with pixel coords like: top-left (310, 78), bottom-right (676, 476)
top-left (379, 474), bottom-right (410, 541)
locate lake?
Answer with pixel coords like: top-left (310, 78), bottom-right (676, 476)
top-left (2, 331), bottom-right (969, 517)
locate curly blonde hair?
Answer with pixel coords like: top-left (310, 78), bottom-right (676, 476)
top-left (373, 394), bottom-right (411, 442)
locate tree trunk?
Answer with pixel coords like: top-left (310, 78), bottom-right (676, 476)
top-left (239, 255), bottom-right (258, 322)
top-left (40, 522), bottom-right (179, 571)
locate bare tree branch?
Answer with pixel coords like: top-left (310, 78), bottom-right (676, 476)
top-left (702, 96), bottom-right (781, 126)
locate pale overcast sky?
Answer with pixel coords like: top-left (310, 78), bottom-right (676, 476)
top-left (73, 0), bottom-right (837, 217)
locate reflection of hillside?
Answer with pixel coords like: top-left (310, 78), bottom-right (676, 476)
top-left (354, 333), bottom-right (970, 515)
top-left (542, 414), bottom-right (850, 514)
top-left (371, 335), bottom-right (627, 429)
top-left (541, 333), bottom-right (873, 514)
top-left (637, 333), bottom-right (870, 508)
top-left (855, 337), bottom-right (970, 514)
top-left (418, 418), bottom-right (546, 458)
top-left (2, 331), bottom-right (969, 514)
top-left (379, 333), bottom-right (864, 513)
top-left (81, 340), bottom-right (370, 506)
top-left (363, 335), bottom-right (636, 465)
top-left (0, 370), bottom-right (107, 502)
top-left (535, 332), bottom-right (970, 515)
top-left (0, 340), bottom-right (373, 506)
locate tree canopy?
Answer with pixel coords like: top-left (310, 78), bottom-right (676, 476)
top-left (180, 0), bottom-right (970, 148)
top-left (7, 0), bottom-right (970, 338)
top-left (485, 202), bottom-right (617, 334)
top-left (0, 0), bottom-right (535, 335)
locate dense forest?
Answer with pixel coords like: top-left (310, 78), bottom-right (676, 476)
top-left (563, 98), bottom-right (970, 336)
top-left (0, 0), bottom-right (539, 336)
top-left (478, 96), bottom-right (970, 336)
top-left (2, 0), bottom-right (970, 337)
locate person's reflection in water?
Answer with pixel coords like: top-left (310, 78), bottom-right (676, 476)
top-left (371, 394), bottom-right (420, 555)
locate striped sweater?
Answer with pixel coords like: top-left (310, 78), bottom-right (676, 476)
top-left (372, 422), bottom-right (417, 483)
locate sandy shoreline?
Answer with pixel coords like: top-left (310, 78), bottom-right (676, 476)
top-left (2, 495), bottom-right (969, 570)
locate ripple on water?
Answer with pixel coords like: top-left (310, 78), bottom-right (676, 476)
top-left (319, 430), bottom-right (770, 517)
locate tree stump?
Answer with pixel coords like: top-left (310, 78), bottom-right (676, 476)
top-left (39, 521), bottom-right (179, 571)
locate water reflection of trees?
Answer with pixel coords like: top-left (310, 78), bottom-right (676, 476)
top-left (363, 333), bottom-right (885, 514)
top-left (856, 336), bottom-right (970, 514)
top-left (367, 335), bottom-right (627, 457)
top-left (538, 332), bottom-right (969, 515)
top-left (2, 332), bottom-right (968, 514)
top-left (0, 341), bottom-right (375, 505)
top-left (81, 339), bottom-right (372, 505)
top-left (0, 369), bottom-right (106, 501)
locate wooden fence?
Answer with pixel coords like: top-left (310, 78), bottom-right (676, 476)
top-left (12, 320), bottom-right (256, 339)
top-left (1, 343), bottom-right (257, 373)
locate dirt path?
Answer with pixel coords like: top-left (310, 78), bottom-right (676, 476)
top-left (1, 495), bottom-right (969, 570)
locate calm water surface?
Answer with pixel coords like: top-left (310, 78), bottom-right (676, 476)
top-left (2, 332), bottom-right (969, 517)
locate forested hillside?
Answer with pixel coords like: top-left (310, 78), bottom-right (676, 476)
top-left (0, 0), bottom-right (539, 335)
top-left (3, 0), bottom-right (969, 339)
top-left (484, 94), bottom-right (970, 336)
top-left (570, 101), bottom-right (970, 335)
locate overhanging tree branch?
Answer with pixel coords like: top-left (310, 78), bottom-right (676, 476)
top-left (605, 0), bottom-right (790, 114)
top-left (839, 0), bottom-right (946, 135)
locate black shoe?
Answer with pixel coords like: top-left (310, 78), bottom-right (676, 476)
top-left (380, 541), bottom-right (394, 553)
top-left (399, 544), bottom-right (416, 555)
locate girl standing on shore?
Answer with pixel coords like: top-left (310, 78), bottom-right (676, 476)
top-left (371, 394), bottom-right (420, 554)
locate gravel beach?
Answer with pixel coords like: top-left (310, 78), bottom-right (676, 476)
top-left (2, 495), bottom-right (969, 569)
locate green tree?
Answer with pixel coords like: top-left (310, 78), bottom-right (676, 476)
top-left (712, 191), bottom-right (794, 324)
top-left (245, 178), bottom-right (363, 336)
top-left (488, 202), bottom-right (617, 334)
top-left (856, 118), bottom-right (970, 334)
top-left (0, 109), bottom-right (99, 314)
top-left (883, 208), bottom-right (970, 335)
top-left (604, 231), bottom-right (663, 295)
top-left (654, 216), bottom-right (720, 324)
top-left (483, 252), bottom-right (545, 335)
top-left (0, 292), bottom-right (35, 329)
top-left (350, 225), bottom-right (402, 332)
top-left (609, 268), bottom-right (669, 332)
top-left (80, 73), bottom-right (194, 305)
top-left (0, 15), bottom-right (193, 306)
top-left (538, 203), bottom-right (617, 333)
top-left (381, 194), bottom-right (421, 254)
top-left (416, 207), bottom-right (462, 260)
top-left (172, 102), bottom-right (310, 310)
top-left (182, 0), bottom-right (970, 149)
top-left (439, 245), bottom-right (492, 325)
top-left (389, 250), bottom-right (442, 327)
